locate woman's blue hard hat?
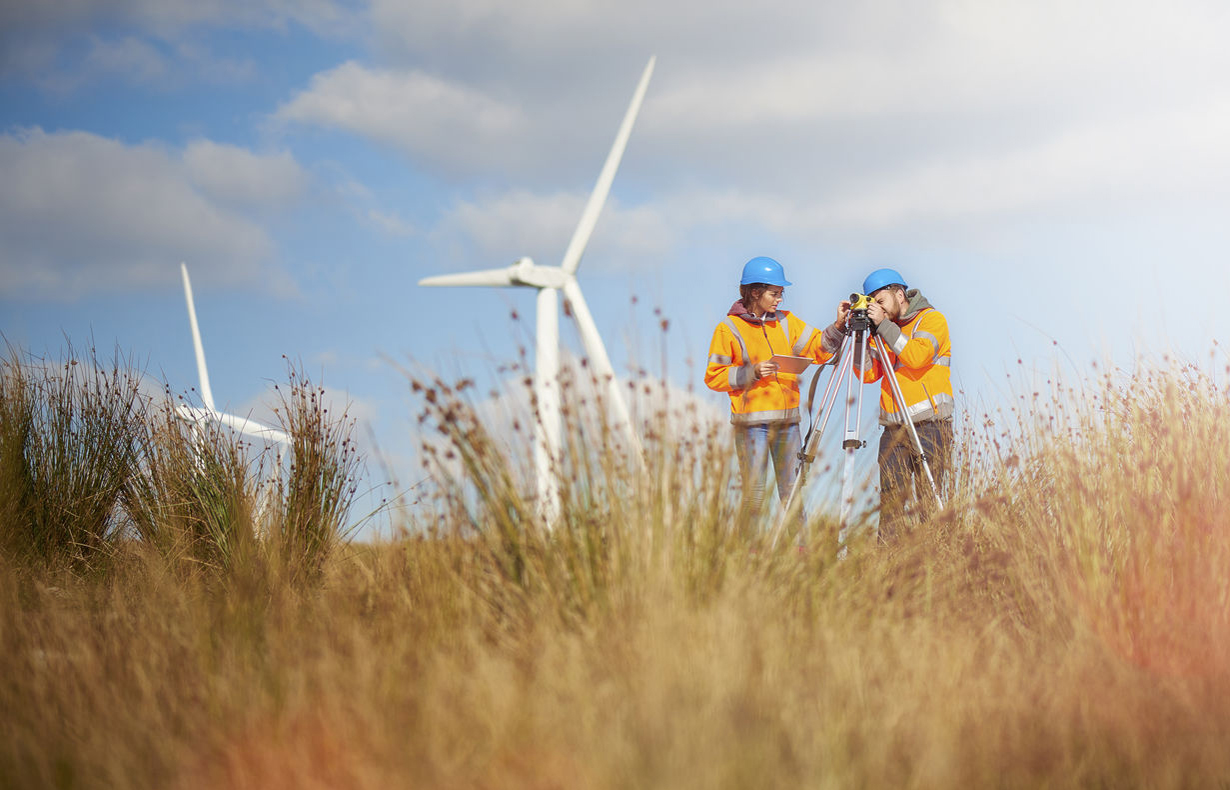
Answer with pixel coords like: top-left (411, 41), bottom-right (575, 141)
top-left (740, 256), bottom-right (792, 287)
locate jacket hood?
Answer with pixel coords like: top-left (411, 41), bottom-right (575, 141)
top-left (728, 300), bottom-right (788, 325)
top-left (899, 289), bottom-right (933, 323)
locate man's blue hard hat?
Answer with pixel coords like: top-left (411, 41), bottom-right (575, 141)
top-left (740, 256), bottom-right (792, 287)
top-left (863, 268), bottom-right (907, 296)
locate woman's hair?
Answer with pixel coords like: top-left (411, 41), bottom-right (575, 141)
top-left (739, 283), bottom-right (769, 310)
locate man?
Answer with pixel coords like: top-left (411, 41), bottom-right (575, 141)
top-left (856, 268), bottom-right (953, 541)
top-left (705, 256), bottom-right (846, 526)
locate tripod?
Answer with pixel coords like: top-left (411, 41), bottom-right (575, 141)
top-left (771, 305), bottom-right (944, 549)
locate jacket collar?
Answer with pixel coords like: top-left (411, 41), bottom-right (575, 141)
top-left (898, 289), bottom-right (933, 324)
top-left (728, 300), bottom-right (787, 325)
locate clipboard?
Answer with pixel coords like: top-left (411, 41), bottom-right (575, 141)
top-left (770, 354), bottom-right (812, 375)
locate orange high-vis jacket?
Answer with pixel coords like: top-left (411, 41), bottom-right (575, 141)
top-left (855, 290), bottom-right (953, 426)
top-left (705, 303), bottom-right (841, 425)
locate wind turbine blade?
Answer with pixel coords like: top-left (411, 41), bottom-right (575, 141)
top-left (180, 262), bottom-right (216, 412)
top-left (559, 55), bottom-right (655, 276)
top-left (419, 269), bottom-right (516, 288)
top-left (562, 279), bottom-right (642, 456)
top-left (212, 410), bottom-right (290, 445)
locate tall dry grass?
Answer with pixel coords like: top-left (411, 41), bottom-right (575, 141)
top-left (4, 351), bottom-right (1230, 788)
top-left (268, 361), bottom-right (364, 586)
top-left (123, 404), bottom-right (261, 576)
top-left (0, 341), bottom-right (146, 568)
top-left (0, 344), bottom-right (360, 581)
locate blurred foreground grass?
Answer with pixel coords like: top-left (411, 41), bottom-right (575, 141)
top-left (3, 346), bottom-right (1230, 789)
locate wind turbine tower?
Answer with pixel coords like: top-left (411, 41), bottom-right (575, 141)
top-left (419, 57), bottom-right (655, 517)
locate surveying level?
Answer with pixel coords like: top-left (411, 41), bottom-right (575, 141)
top-left (770, 299), bottom-right (944, 549)
top-left (847, 292), bottom-right (874, 312)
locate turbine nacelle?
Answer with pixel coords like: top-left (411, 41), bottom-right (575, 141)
top-left (509, 257), bottom-right (569, 290)
top-left (175, 403), bottom-right (215, 423)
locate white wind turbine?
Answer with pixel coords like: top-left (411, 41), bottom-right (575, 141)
top-left (176, 262), bottom-right (290, 450)
top-left (419, 56), bottom-right (654, 517)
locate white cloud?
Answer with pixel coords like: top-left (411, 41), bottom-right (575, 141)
top-left (183, 139), bottom-right (310, 207)
top-left (83, 35), bottom-right (169, 84)
top-left (412, 87), bottom-right (1230, 249)
top-left (23, 34), bottom-right (260, 92)
top-left (365, 209), bottom-right (416, 237)
top-left (0, 128), bottom-right (308, 300)
top-left (807, 97), bottom-right (1230, 230)
top-left (232, 380), bottom-right (378, 444)
top-left (336, 0), bottom-right (1230, 201)
top-left (0, 0), bottom-right (357, 86)
top-left (661, 92), bottom-right (1230, 235)
top-left (274, 61), bottom-right (526, 173)
top-left (277, 382), bottom-right (379, 456)
top-left (409, 69), bottom-right (1230, 271)
top-left (428, 189), bottom-right (675, 272)
top-left (319, 383), bottom-right (378, 428)
top-left (0, 0), bottom-right (359, 39)
top-left (366, 0), bottom-right (858, 73)
top-left (171, 41), bottom-right (258, 84)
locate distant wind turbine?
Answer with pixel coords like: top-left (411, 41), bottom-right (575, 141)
top-left (419, 56), bottom-right (654, 517)
top-left (176, 262), bottom-right (290, 448)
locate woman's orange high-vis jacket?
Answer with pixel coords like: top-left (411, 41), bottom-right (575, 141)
top-left (705, 301), bottom-right (842, 425)
top-left (855, 289), bottom-right (953, 426)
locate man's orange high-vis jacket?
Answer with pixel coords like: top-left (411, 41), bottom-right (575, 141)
top-left (705, 301), bottom-right (842, 425)
top-left (856, 289), bottom-right (953, 426)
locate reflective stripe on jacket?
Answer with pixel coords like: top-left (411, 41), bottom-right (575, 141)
top-left (705, 304), bottom-right (840, 425)
top-left (855, 292), bottom-right (953, 426)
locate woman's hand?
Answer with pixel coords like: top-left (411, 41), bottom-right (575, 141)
top-left (834, 299), bottom-right (851, 330)
top-left (753, 360), bottom-right (779, 379)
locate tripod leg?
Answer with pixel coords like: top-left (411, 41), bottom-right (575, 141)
top-left (836, 329), bottom-right (872, 551)
top-left (770, 335), bottom-right (856, 548)
top-left (836, 449), bottom-right (858, 549)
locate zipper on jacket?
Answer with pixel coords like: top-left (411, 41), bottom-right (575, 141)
top-left (761, 320), bottom-right (782, 387)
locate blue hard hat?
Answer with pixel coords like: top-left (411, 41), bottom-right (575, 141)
top-left (740, 256), bottom-right (791, 287)
top-left (863, 268), bottom-right (907, 296)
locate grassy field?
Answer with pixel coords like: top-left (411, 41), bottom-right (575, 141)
top-left (4, 346), bottom-right (1230, 788)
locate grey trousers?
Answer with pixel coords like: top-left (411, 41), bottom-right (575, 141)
top-left (877, 419), bottom-right (952, 543)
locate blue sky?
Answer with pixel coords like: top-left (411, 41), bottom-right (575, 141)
top-left (4, 0), bottom-right (1230, 535)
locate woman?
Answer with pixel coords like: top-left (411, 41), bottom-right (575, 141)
top-left (704, 256), bottom-right (848, 523)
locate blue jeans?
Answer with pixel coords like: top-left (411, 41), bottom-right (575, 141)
top-left (734, 422), bottom-right (801, 523)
